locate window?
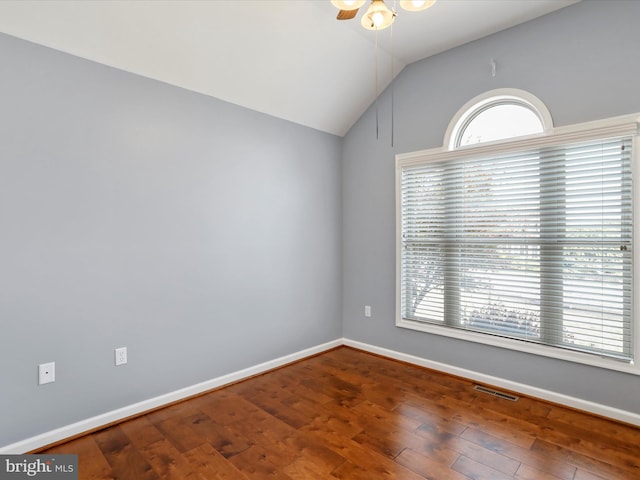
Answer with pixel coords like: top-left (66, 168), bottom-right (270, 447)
top-left (456, 102), bottom-right (543, 147)
top-left (397, 92), bottom-right (638, 373)
top-left (444, 88), bottom-right (552, 149)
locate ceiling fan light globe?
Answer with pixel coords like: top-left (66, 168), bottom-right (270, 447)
top-left (361, 0), bottom-right (395, 30)
top-left (331, 0), bottom-right (366, 10)
top-left (399, 0), bottom-right (437, 12)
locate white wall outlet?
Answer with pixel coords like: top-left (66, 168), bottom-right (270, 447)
top-left (38, 362), bottom-right (55, 385)
top-left (364, 305), bottom-right (372, 318)
top-left (115, 347), bottom-right (127, 366)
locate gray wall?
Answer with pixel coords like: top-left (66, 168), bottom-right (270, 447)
top-left (343, 0), bottom-right (640, 414)
top-left (0, 34), bottom-right (342, 447)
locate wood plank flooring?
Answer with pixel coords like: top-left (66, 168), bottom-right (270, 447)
top-left (43, 347), bottom-right (640, 479)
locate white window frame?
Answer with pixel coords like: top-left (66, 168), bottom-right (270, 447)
top-left (396, 107), bottom-right (640, 375)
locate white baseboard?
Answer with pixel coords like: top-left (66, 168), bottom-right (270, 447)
top-left (0, 339), bottom-right (342, 454)
top-left (343, 338), bottom-right (640, 427)
top-left (4, 336), bottom-right (638, 454)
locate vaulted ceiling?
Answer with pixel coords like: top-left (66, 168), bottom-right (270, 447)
top-left (0, 0), bottom-right (580, 136)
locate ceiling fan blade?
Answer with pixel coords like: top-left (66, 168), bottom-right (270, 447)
top-left (337, 8), bottom-right (359, 20)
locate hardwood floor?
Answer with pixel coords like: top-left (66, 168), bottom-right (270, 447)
top-left (43, 347), bottom-right (640, 479)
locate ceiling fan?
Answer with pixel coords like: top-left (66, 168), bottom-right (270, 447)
top-left (331, 0), bottom-right (437, 143)
top-left (331, 0), bottom-right (437, 30)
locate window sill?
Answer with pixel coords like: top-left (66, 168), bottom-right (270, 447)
top-left (396, 317), bottom-right (640, 376)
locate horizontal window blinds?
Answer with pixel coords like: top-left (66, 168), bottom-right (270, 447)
top-left (400, 133), bottom-right (633, 361)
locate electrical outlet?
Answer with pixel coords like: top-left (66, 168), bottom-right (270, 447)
top-left (364, 305), bottom-right (372, 317)
top-left (115, 347), bottom-right (127, 366)
top-left (38, 362), bottom-right (55, 385)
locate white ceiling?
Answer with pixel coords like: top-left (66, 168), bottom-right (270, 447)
top-left (0, 0), bottom-right (579, 136)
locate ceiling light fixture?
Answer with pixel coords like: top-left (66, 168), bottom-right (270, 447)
top-left (332, 0), bottom-right (436, 30)
top-left (398, 0), bottom-right (437, 12)
top-left (361, 0), bottom-right (396, 30)
top-left (330, 0), bottom-right (366, 10)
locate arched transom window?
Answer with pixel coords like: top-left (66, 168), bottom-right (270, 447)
top-left (444, 88), bottom-right (553, 149)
